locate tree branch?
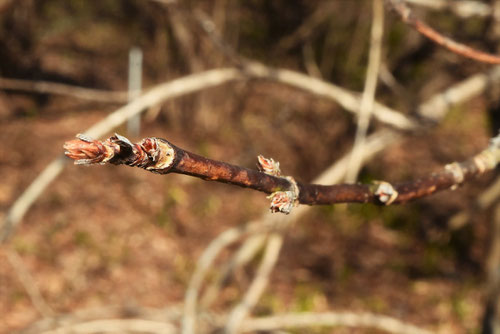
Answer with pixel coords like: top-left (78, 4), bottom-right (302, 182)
top-left (64, 132), bottom-right (500, 211)
top-left (387, 0), bottom-right (500, 64)
top-left (0, 77), bottom-right (128, 103)
top-left (241, 311), bottom-right (432, 334)
top-left (404, 0), bottom-right (491, 19)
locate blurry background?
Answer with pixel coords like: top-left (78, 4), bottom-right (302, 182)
top-left (0, 0), bottom-right (499, 332)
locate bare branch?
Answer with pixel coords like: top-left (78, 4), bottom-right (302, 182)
top-left (16, 304), bottom-right (183, 334)
top-left (6, 249), bottom-right (54, 318)
top-left (449, 175), bottom-right (500, 230)
top-left (0, 77), bottom-right (128, 103)
top-left (241, 312), bottom-right (433, 334)
top-left (387, 0), bottom-right (500, 64)
top-left (405, 0), bottom-right (491, 18)
top-left (276, 2), bottom-right (337, 52)
top-left (346, 0), bottom-right (385, 182)
top-left (64, 132), bottom-right (500, 208)
top-left (223, 234), bottom-right (283, 334)
top-left (38, 319), bottom-right (176, 334)
top-left (181, 216), bottom-right (281, 334)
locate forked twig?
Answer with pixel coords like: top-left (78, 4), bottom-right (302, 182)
top-left (181, 217), bottom-right (276, 334)
top-left (199, 233), bottom-right (266, 308)
top-left (223, 234), bottom-right (284, 334)
top-left (387, 0), bottom-right (500, 64)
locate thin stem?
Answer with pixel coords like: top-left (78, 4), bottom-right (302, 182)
top-left (387, 0), bottom-right (500, 64)
top-left (64, 132), bottom-right (500, 208)
top-left (346, 0), bottom-right (385, 182)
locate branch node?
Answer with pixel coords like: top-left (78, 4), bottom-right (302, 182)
top-left (445, 162), bottom-right (465, 185)
top-left (258, 155), bottom-right (299, 213)
top-left (373, 181), bottom-right (398, 205)
top-left (258, 155), bottom-right (300, 213)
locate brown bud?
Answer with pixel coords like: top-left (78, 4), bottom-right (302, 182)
top-left (63, 134), bottom-right (118, 165)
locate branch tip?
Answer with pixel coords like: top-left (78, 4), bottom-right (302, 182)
top-left (63, 134), bottom-right (118, 165)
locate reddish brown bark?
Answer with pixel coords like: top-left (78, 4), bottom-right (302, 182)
top-left (64, 133), bottom-right (500, 210)
top-left (387, 0), bottom-right (500, 64)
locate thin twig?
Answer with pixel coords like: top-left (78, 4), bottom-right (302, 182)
top-left (448, 174), bottom-right (500, 230)
top-left (224, 234), bottom-right (283, 334)
top-left (38, 319), bottom-right (176, 334)
top-left (276, 2), bottom-right (337, 52)
top-left (418, 66), bottom-right (500, 122)
top-left (482, 203), bottom-right (500, 333)
top-left (404, 0), bottom-right (491, 18)
top-left (16, 304), bottom-right (183, 334)
top-left (241, 311), bottom-right (433, 334)
top-left (243, 62), bottom-right (416, 130)
top-left (64, 131), bottom-right (500, 207)
top-left (387, 0), bottom-right (500, 64)
top-left (199, 233), bottom-right (266, 308)
top-left (6, 249), bottom-right (54, 318)
top-left (302, 42), bottom-right (323, 79)
top-left (181, 217), bottom-right (276, 334)
top-left (346, 0), bottom-right (385, 182)
top-left (0, 157), bottom-right (67, 242)
top-left (0, 78), bottom-right (128, 103)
